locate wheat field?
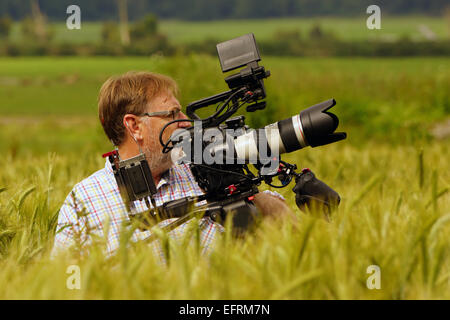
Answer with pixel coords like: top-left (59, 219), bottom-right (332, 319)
top-left (0, 55), bottom-right (449, 299)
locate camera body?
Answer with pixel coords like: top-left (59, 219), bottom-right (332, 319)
top-left (168, 34), bottom-right (345, 203)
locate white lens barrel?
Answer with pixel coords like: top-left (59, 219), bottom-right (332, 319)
top-left (234, 130), bottom-right (259, 161)
top-left (264, 123), bottom-right (286, 154)
top-left (233, 114), bottom-right (309, 161)
top-left (291, 115), bottom-right (308, 148)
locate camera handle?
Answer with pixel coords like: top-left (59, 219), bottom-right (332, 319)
top-left (186, 89), bottom-right (234, 120)
top-left (292, 168), bottom-right (341, 217)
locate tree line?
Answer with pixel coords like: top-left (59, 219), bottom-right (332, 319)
top-left (1, 0), bottom-right (448, 21)
top-left (1, 16), bottom-right (449, 57)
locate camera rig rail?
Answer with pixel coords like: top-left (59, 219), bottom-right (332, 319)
top-left (106, 149), bottom-right (301, 237)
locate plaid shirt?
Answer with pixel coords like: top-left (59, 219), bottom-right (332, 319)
top-left (52, 159), bottom-right (285, 259)
top-left (52, 159), bottom-right (226, 259)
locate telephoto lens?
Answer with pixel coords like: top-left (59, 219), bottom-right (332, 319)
top-left (233, 99), bottom-right (347, 161)
top-left (170, 99), bottom-right (346, 166)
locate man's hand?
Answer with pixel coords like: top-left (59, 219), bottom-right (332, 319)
top-left (252, 192), bottom-right (295, 220)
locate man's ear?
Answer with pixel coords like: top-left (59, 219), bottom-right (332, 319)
top-left (123, 114), bottom-right (144, 141)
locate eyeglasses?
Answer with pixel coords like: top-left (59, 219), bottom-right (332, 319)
top-left (140, 109), bottom-right (181, 121)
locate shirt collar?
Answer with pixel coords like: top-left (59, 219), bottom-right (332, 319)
top-left (156, 170), bottom-right (171, 189)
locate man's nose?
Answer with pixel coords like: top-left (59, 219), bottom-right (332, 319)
top-left (177, 111), bottom-right (191, 128)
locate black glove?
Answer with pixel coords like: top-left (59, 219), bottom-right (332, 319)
top-left (292, 168), bottom-right (340, 216)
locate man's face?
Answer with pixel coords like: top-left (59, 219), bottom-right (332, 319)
top-left (140, 91), bottom-right (190, 173)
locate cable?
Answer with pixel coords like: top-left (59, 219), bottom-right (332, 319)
top-left (159, 87), bottom-right (251, 153)
top-left (158, 119), bottom-right (195, 153)
top-left (202, 87), bottom-right (247, 122)
top-left (193, 164), bottom-right (253, 182)
top-left (266, 178), bottom-right (292, 188)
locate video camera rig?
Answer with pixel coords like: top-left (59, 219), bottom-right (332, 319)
top-left (105, 34), bottom-right (346, 237)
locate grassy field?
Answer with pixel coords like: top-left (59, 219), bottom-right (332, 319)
top-left (1, 56), bottom-right (448, 138)
top-left (8, 16), bottom-right (450, 45)
top-left (159, 16), bottom-right (450, 43)
top-left (0, 55), bottom-right (449, 299)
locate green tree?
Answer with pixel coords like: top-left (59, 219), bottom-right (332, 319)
top-left (2, 0), bottom-right (450, 20)
top-left (101, 21), bottom-right (120, 43)
top-left (130, 14), bottom-right (158, 41)
top-left (117, 0), bottom-right (130, 45)
top-left (0, 16), bottom-right (12, 39)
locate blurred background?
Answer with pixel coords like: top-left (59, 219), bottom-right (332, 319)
top-left (0, 0), bottom-right (448, 152)
top-left (0, 0), bottom-right (449, 300)
top-left (1, 0), bottom-right (450, 56)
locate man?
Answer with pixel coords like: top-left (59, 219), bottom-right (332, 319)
top-left (52, 71), bottom-right (292, 258)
